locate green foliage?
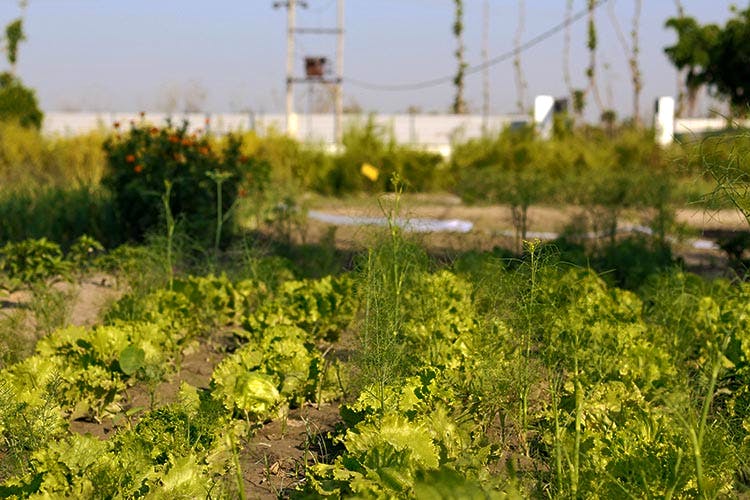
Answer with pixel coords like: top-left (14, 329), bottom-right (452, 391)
top-left (321, 119), bottom-right (446, 195)
top-left (4, 18), bottom-right (25, 68)
top-left (701, 131), bottom-right (750, 226)
top-left (452, 0), bottom-right (467, 114)
top-left (0, 72), bottom-right (41, 130)
top-left (211, 324), bottom-right (321, 419)
top-left (452, 126), bottom-right (680, 245)
top-left (0, 122), bottom-right (106, 188)
top-left (0, 186), bottom-right (118, 249)
top-left (67, 234), bottom-right (105, 272)
top-left (0, 238), bottom-right (69, 287)
top-left (3, 390), bottom-right (236, 498)
top-left (103, 122), bottom-right (266, 243)
top-left (242, 274), bottom-right (356, 342)
top-left (665, 7), bottom-right (750, 113)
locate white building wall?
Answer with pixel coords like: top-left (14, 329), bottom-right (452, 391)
top-left (41, 112), bottom-right (530, 155)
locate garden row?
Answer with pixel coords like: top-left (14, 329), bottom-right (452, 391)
top-left (2, 229), bottom-right (750, 497)
top-left (0, 237), bottom-right (356, 497)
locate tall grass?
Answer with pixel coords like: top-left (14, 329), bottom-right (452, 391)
top-left (0, 186), bottom-right (120, 248)
top-left (0, 123), bottom-right (106, 188)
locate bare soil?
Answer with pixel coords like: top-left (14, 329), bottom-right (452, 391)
top-left (241, 403), bottom-right (342, 499)
top-left (302, 194), bottom-right (748, 274)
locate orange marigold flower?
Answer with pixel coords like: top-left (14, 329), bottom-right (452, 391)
top-left (133, 164), bottom-right (144, 173)
top-left (139, 111), bottom-right (146, 119)
top-left (239, 155), bottom-right (248, 163)
top-left (113, 121), bottom-right (121, 129)
top-left (238, 188), bottom-right (248, 198)
top-left (181, 138), bottom-right (192, 146)
top-left (125, 154), bottom-right (136, 163)
top-left (199, 147), bottom-right (210, 155)
top-left (169, 135), bottom-right (180, 144)
top-left (150, 127), bottom-right (159, 135)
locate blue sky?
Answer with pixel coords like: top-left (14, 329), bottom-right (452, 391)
top-left (0, 0), bottom-right (741, 118)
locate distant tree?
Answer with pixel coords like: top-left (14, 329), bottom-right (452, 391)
top-left (601, 108), bottom-right (617, 136)
top-left (0, 11), bottom-right (42, 129)
top-left (4, 18), bottom-right (25, 75)
top-left (585, 0), bottom-right (604, 114)
top-left (666, 6), bottom-right (750, 117)
top-left (0, 72), bottom-right (43, 129)
top-left (664, 16), bottom-right (719, 116)
top-left (607, 0), bottom-right (643, 125)
top-left (704, 7), bottom-right (750, 116)
top-left (572, 89), bottom-right (586, 122)
top-left (452, 0), bottom-right (467, 114)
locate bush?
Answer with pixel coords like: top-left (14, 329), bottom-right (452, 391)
top-left (323, 118), bottom-right (446, 195)
top-left (103, 121), bottom-right (267, 244)
top-left (0, 187), bottom-right (119, 248)
top-left (0, 72), bottom-right (42, 130)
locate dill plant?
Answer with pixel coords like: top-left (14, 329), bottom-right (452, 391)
top-left (355, 177), bottom-right (426, 412)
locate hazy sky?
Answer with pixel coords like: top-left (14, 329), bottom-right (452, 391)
top-left (0, 0), bottom-right (742, 119)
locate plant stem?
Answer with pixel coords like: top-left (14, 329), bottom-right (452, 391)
top-left (162, 180), bottom-right (175, 290)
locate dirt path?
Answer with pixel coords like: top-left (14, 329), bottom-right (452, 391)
top-left (301, 195), bottom-right (748, 267)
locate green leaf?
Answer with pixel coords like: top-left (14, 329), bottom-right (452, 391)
top-left (118, 345), bottom-right (145, 376)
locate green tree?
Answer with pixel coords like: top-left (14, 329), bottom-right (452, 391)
top-left (664, 16), bottom-right (719, 116)
top-left (665, 7), bottom-right (750, 117)
top-left (0, 72), bottom-right (43, 129)
top-left (4, 19), bottom-right (25, 75)
top-left (452, 0), bottom-right (467, 114)
top-left (704, 7), bottom-right (750, 115)
top-left (0, 10), bottom-right (43, 129)
top-left (585, 0), bottom-right (604, 114)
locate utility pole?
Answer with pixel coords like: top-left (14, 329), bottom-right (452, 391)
top-left (334, 0), bottom-right (344, 145)
top-left (481, 0), bottom-right (489, 133)
top-left (286, 0), bottom-right (296, 137)
top-left (274, 0), bottom-right (306, 138)
top-left (274, 0), bottom-right (343, 145)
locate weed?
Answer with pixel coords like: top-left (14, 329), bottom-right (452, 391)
top-left (28, 283), bottom-right (75, 337)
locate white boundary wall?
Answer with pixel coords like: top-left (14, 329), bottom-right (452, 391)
top-left (654, 96), bottom-right (750, 144)
top-left (42, 112), bottom-right (530, 155)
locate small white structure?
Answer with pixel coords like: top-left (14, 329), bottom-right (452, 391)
top-left (654, 97), bottom-right (675, 146)
top-left (534, 95), bottom-right (555, 140)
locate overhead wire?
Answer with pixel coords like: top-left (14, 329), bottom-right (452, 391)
top-left (345, 0), bottom-right (611, 92)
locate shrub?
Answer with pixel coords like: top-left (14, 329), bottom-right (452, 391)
top-left (103, 121), bottom-right (267, 244)
top-left (0, 72), bottom-right (42, 130)
top-left (323, 118), bottom-right (446, 195)
top-left (0, 186), bottom-right (119, 248)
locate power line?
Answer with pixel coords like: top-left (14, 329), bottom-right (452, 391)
top-left (346, 0), bottom-right (610, 92)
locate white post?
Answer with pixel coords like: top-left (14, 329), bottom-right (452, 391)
top-left (655, 96), bottom-right (675, 146)
top-left (534, 95), bottom-right (555, 140)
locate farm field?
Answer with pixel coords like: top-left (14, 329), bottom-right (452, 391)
top-left (6, 0), bottom-right (750, 496)
top-left (0, 120), bottom-right (749, 498)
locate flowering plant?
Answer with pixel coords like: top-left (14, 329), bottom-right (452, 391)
top-left (103, 121), bottom-right (263, 244)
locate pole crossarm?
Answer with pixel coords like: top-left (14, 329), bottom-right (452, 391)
top-left (294, 27), bottom-right (342, 34)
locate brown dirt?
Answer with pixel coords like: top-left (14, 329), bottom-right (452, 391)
top-left (0, 273), bottom-right (121, 328)
top-left (302, 194), bottom-right (748, 272)
top-left (240, 402), bottom-right (342, 499)
top-left (69, 333), bottom-right (229, 439)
